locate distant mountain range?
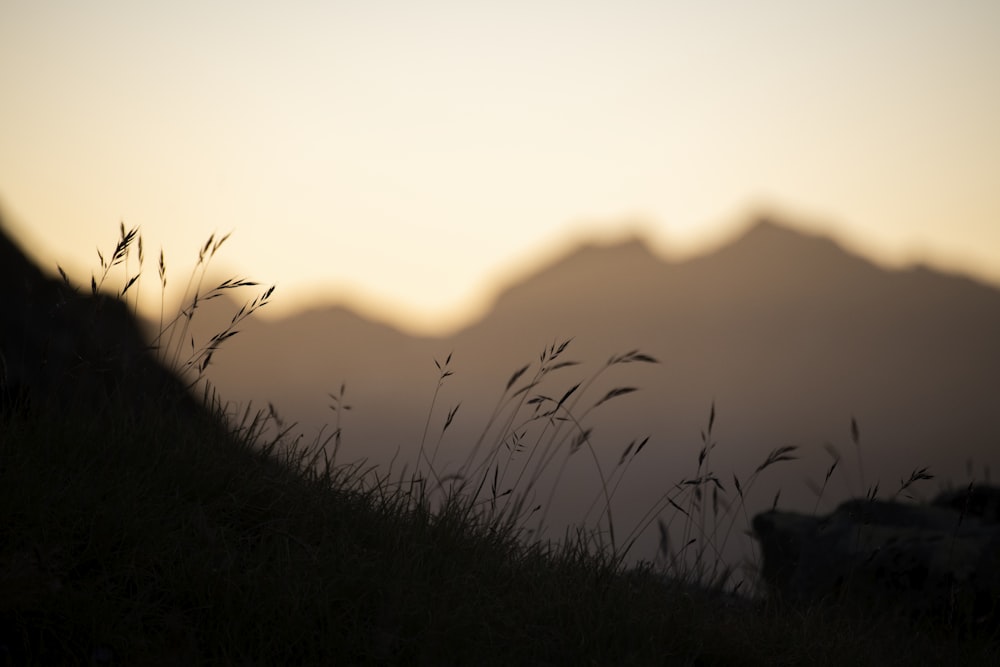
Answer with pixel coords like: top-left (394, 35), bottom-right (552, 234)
top-left (188, 218), bottom-right (1000, 567)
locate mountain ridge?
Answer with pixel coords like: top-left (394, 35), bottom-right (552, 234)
top-left (250, 217), bottom-right (996, 336)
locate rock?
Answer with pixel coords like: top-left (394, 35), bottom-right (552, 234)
top-left (752, 488), bottom-right (1000, 628)
top-left (0, 220), bottom-right (209, 423)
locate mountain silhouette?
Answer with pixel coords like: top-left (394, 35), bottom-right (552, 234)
top-left (193, 217), bottom-right (1000, 566)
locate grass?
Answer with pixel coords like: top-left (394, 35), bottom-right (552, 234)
top-left (1, 225), bottom-right (998, 664)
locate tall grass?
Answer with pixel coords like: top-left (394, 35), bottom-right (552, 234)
top-left (1, 225), bottom-right (996, 664)
top-left (63, 222), bottom-right (275, 393)
top-left (396, 339), bottom-right (808, 596)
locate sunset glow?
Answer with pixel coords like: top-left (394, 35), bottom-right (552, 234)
top-left (2, 1), bottom-right (998, 334)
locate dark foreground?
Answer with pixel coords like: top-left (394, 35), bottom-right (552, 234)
top-left (1, 398), bottom-right (996, 667)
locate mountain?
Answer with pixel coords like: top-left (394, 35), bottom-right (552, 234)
top-left (193, 218), bottom-right (1000, 566)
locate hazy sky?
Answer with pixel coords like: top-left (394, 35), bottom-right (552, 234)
top-left (2, 1), bottom-right (998, 334)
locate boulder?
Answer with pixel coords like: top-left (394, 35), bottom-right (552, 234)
top-left (0, 220), bottom-right (209, 423)
top-left (752, 487), bottom-right (1000, 627)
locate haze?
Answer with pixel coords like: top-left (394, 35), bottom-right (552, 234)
top-left (2, 1), bottom-right (999, 335)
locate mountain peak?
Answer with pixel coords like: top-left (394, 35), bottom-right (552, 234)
top-left (568, 230), bottom-right (659, 257)
top-left (528, 231), bottom-right (663, 281)
top-left (710, 216), bottom-right (866, 270)
top-left (736, 216), bottom-right (820, 244)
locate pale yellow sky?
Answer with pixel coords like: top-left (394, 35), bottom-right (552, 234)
top-left (1, 1), bottom-right (998, 335)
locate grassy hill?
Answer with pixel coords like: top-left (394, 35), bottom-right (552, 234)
top-left (2, 391), bottom-right (996, 665)
top-left (2, 224), bottom-right (996, 664)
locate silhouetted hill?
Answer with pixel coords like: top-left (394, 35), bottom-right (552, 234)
top-left (196, 218), bottom-right (1000, 565)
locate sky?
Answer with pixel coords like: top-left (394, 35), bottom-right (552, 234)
top-left (1, 1), bottom-right (998, 335)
